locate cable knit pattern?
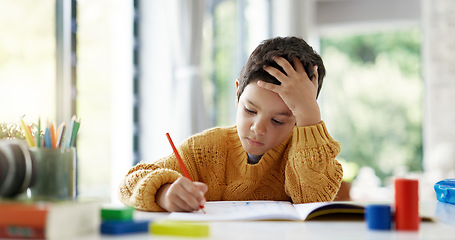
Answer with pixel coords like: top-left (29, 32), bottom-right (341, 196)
top-left (118, 121), bottom-right (343, 211)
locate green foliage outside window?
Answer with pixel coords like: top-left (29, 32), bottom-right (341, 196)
top-left (320, 29), bottom-right (423, 183)
top-left (212, 0), bottom-right (238, 126)
top-left (204, 0), bottom-right (422, 184)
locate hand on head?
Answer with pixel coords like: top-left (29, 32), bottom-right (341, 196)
top-left (259, 56), bottom-right (321, 127)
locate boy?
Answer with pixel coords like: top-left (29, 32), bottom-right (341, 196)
top-left (119, 36), bottom-right (343, 212)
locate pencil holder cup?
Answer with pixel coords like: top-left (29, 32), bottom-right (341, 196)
top-left (29, 147), bottom-right (76, 200)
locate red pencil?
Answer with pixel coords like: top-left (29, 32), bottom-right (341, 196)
top-left (165, 133), bottom-right (206, 213)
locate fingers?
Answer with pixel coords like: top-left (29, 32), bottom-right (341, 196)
top-left (272, 56), bottom-right (296, 77)
top-left (263, 65), bottom-right (287, 82)
top-left (292, 57), bottom-right (305, 73)
top-left (166, 177), bottom-right (207, 212)
top-left (194, 181), bottom-right (208, 195)
top-left (194, 182), bottom-right (208, 206)
top-left (262, 56), bottom-right (295, 84)
top-left (263, 56), bottom-right (313, 84)
top-left (256, 80), bottom-right (279, 92)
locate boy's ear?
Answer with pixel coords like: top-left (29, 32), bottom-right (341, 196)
top-left (235, 79), bottom-right (240, 106)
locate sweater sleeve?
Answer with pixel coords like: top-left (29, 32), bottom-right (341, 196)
top-left (118, 161), bottom-right (182, 211)
top-left (284, 121), bottom-right (343, 203)
top-left (117, 133), bottom-right (209, 212)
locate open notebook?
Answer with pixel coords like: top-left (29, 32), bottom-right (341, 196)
top-left (167, 201), bottom-right (365, 221)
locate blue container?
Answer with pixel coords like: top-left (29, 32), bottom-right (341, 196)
top-left (435, 178), bottom-right (455, 204)
top-left (365, 205), bottom-right (392, 230)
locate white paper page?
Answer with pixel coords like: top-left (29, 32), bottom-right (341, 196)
top-left (169, 201), bottom-right (302, 221)
top-left (293, 202), bottom-right (333, 220)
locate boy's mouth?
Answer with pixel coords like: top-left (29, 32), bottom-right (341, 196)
top-left (246, 137), bottom-right (264, 146)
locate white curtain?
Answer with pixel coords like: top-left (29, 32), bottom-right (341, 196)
top-left (167, 0), bottom-right (210, 144)
top-left (140, 0), bottom-right (210, 162)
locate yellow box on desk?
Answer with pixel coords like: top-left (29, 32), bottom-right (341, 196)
top-left (150, 220), bottom-right (210, 237)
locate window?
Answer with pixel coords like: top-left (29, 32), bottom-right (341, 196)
top-left (319, 28), bottom-right (423, 197)
top-left (0, 1), bottom-right (55, 123)
top-left (77, 0), bottom-right (133, 201)
top-left (1, 0), bottom-right (424, 203)
top-left (203, 0), bottom-right (271, 126)
top-left (0, 0), bottom-right (133, 201)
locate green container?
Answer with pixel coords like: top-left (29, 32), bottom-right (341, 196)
top-left (29, 147), bottom-right (76, 200)
top-left (101, 206), bottom-right (134, 221)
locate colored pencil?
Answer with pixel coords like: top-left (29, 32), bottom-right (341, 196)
top-left (49, 122), bottom-right (57, 148)
top-left (166, 133), bottom-right (191, 180)
top-left (35, 118), bottom-right (41, 147)
top-left (68, 116), bottom-right (80, 147)
top-left (165, 133), bottom-right (205, 213)
top-left (56, 122), bottom-right (66, 148)
top-left (44, 128), bottom-right (52, 148)
top-left (20, 118), bottom-right (36, 147)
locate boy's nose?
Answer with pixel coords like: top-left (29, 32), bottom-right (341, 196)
top-left (251, 120), bottom-right (266, 135)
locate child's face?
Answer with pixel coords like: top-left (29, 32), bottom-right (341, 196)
top-left (235, 80), bottom-right (296, 156)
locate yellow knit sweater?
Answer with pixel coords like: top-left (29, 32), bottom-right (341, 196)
top-left (118, 121), bottom-right (343, 212)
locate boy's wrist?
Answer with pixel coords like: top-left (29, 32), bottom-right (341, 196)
top-left (156, 183), bottom-right (171, 210)
top-left (295, 103), bottom-right (321, 127)
top-left (296, 116), bottom-right (321, 127)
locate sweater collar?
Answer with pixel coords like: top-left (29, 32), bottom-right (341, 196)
top-left (228, 126), bottom-right (292, 170)
top-left (247, 153), bottom-right (263, 165)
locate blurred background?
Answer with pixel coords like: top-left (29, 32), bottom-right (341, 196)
top-left (1, 0), bottom-right (453, 203)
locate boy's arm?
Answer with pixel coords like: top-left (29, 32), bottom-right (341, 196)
top-left (118, 161), bottom-right (182, 211)
top-left (118, 136), bottom-right (206, 212)
top-left (284, 121), bottom-right (343, 203)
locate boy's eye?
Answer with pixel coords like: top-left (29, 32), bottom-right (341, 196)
top-left (244, 107), bottom-right (256, 114)
top-left (272, 119), bottom-right (284, 125)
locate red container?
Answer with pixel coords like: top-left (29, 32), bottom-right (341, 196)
top-left (394, 178), bottom-right (420, 231)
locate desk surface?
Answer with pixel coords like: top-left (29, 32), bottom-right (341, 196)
top-left (73, 221), bottom-right (455, 240)
top-left (74, 201), bottom-right (455, 240)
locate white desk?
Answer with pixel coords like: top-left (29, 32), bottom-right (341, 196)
top-left (73, 201), bottom-right (455, 240)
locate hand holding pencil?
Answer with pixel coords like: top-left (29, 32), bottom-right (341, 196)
top-left (156, 177), bottom-right (207, 213)
top-left (155, 133), bottom-right (207, 213)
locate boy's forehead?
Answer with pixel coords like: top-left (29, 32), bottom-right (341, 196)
top-left (242, 83), bottom-right (292, 115)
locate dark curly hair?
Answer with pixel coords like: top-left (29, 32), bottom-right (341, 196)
top-left (238, 36), bottom-right (326, 100)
